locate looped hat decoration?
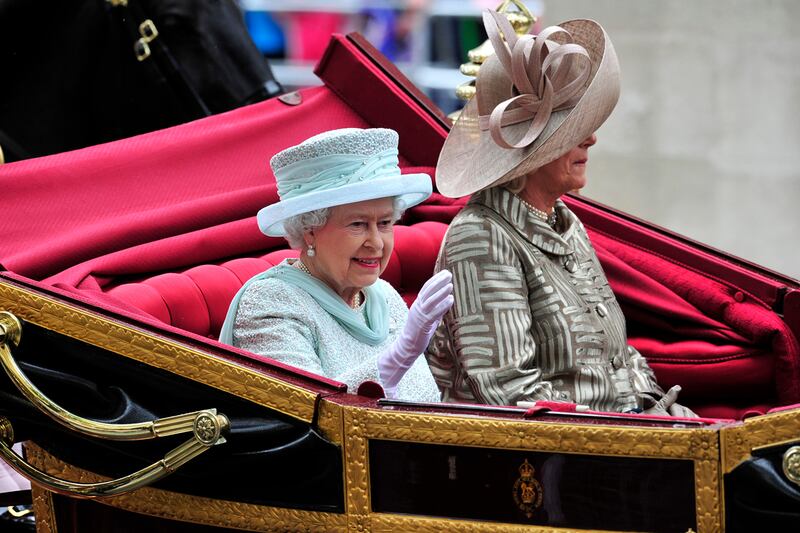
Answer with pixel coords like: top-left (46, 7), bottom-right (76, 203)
top-left (436, 10), bottom-right (620, 198)
top-left (479, 10), bottom-right (591, 149)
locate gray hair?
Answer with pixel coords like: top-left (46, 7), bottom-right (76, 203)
top-left (283, 197), bottom-right (407, 250)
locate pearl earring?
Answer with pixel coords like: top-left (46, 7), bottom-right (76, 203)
top-left (307, 244), bottom-right (315, 257)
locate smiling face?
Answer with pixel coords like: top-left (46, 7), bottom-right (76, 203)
top-left (303, 197), bottom-right (395, 303)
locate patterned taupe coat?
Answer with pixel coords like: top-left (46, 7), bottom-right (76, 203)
top-left (427, 187), bottom-right (663, 412)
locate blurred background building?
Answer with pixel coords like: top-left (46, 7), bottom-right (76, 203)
top-left (239, 0), bottom-right (800, 279)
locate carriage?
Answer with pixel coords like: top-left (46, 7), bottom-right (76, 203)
top-left (1, 31), bottom-right (799, 533)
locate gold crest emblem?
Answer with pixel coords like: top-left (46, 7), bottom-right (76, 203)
top-left (512, 459), bottom-right (543, 518)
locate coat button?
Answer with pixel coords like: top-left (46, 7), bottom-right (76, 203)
top-left (611, 355), bottom-right (623, 370)
top-left (596, 303), bottom-right (608, 317)
top-left (564, 259), bottom-right (577, 273)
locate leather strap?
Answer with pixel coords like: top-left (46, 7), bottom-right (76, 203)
top-left (107, 0), bottom-right (211, 119)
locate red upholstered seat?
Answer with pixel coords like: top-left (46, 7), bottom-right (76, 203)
top-left (3, 81), bottom-right (796, 422)
top-left (105, 222), bottom-right (449, 338)
top-left (95, 214), bottom-right (797, 420)
top-left (586, 228), bottom-right (799, 419)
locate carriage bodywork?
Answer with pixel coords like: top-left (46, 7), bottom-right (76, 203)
top-left (1, 33), bottom-right (800, 533)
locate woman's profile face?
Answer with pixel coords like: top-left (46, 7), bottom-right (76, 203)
top-left (306, 197), bottom-right (395, 299)
top-left (531, 133), bottom-right (597, 195)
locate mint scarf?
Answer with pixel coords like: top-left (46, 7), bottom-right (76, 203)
top-left (218, 262), bottom-right (390, 346)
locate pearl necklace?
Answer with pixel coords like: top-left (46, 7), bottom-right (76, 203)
top-left (517, 195), bottom-right (557, 227)
top-left (294, 260), bottom-right (362, 308)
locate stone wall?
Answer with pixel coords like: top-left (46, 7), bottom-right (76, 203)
top-left (541, 0), bottom-right (800, 279)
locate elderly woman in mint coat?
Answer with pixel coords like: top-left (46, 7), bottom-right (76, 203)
top-left (220, 128), bottom-right (453, 402)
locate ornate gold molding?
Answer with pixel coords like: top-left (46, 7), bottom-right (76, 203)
top-left (343, 407), bottom-right (371, 531)
top-left (0, 281), bottom-right (318, 422)
top-left (31, 484), bottom-right (58, 533)
top-left (694, 459), bottom-right (722, 533)
top-left (721, 408), bottom-right (800, 473)
top-left (371, 514), bottom-right (616, 532)
top-left (344, 408), bottom-right (719, 532)
top-left (318, 398), bottom-right (344, 445)
top-left (25, 443), bottom-right (347, 532)
top-left (357, 409), bottom-right (718, 460)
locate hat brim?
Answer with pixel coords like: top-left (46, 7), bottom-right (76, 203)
top-left (436, 19), bottom-right (620, 198)
top-left (258, 173), bottom-right (432, 236)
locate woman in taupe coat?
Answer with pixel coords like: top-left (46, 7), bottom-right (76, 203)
top-left (427, 10), bottom-right (695, 416)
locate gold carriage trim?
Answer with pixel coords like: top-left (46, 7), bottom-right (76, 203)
top-left (370, 513), bottom-right (618, 533)
top-left (31, 486), bottom-right (58, 533)
top-left (25, 443), bottom-right (348, 533)
top-left (341, 407), bottom-right (722, 533)
top-left (0, 281), bottom-right (319, 423)
top-left (721, 407), bottom-right (800, 473)
top-left (353, 408), bottom-right (719, 459)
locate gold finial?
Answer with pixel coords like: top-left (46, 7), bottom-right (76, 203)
top-left (449, 0), bottom-right (537, 120)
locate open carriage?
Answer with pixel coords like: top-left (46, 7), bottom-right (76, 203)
top-left (1, 33), bottom-right (799, 533)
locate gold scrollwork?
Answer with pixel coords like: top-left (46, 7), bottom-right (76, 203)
top-left (721, 409), bottom-right (800, 473)
top-left (694, 459), bottom-right (721, 533)
top-left (346, 408), bottom-right (720, 533)
top-left (25, 443), bottom-right (347, 532)
top-left (0, 282), bottom-right (319, 422)
top-left (31, 486), bottom-right (58, 533)
top-left (317, 398), bottom-right (344, 445)
top-left (343, 406), bottom-right (370, 530)
top-left (371, 513), bottom-right (616, 532)
top-left (356, 409), bottom-right (717, 460)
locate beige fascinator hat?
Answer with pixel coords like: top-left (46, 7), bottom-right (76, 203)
top-left (436, 10), bottom-right (620, 198)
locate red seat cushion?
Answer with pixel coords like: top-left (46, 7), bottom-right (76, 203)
top-left (104, 223), bottom-right (449, 338)
top-left (96, 217), bottom-right (800, 420)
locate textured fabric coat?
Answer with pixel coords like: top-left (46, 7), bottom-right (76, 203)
top-left (233, 268), bottom-right (440, 402)
top-left (427, 187), bottom-right (663, 412)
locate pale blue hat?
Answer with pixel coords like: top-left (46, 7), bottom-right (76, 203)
top-left (258, 128), bottom-right (432, 236)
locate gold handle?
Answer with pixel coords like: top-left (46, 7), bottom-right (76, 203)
top-left (0, 311), bottom-right (222, 441)
top-left (0, 310), bottom-right (230, 497)
top-left (0, 414), bottom-right (228, 498)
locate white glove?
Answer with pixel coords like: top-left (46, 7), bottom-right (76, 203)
top-left (642, 385), bottom-right (699, 418)
top-left (378, 270), bottom-right (454, 397)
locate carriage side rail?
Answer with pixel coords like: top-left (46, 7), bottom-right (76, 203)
top-left (0, 310), bottom-right (229, 498)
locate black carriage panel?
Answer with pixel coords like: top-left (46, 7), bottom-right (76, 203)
top-left (0, 319), bottom-right (344, 512)
top-left (725, 441), bottom-right (800, 532)
top-left (369, 439), bottom-right (697, 532)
